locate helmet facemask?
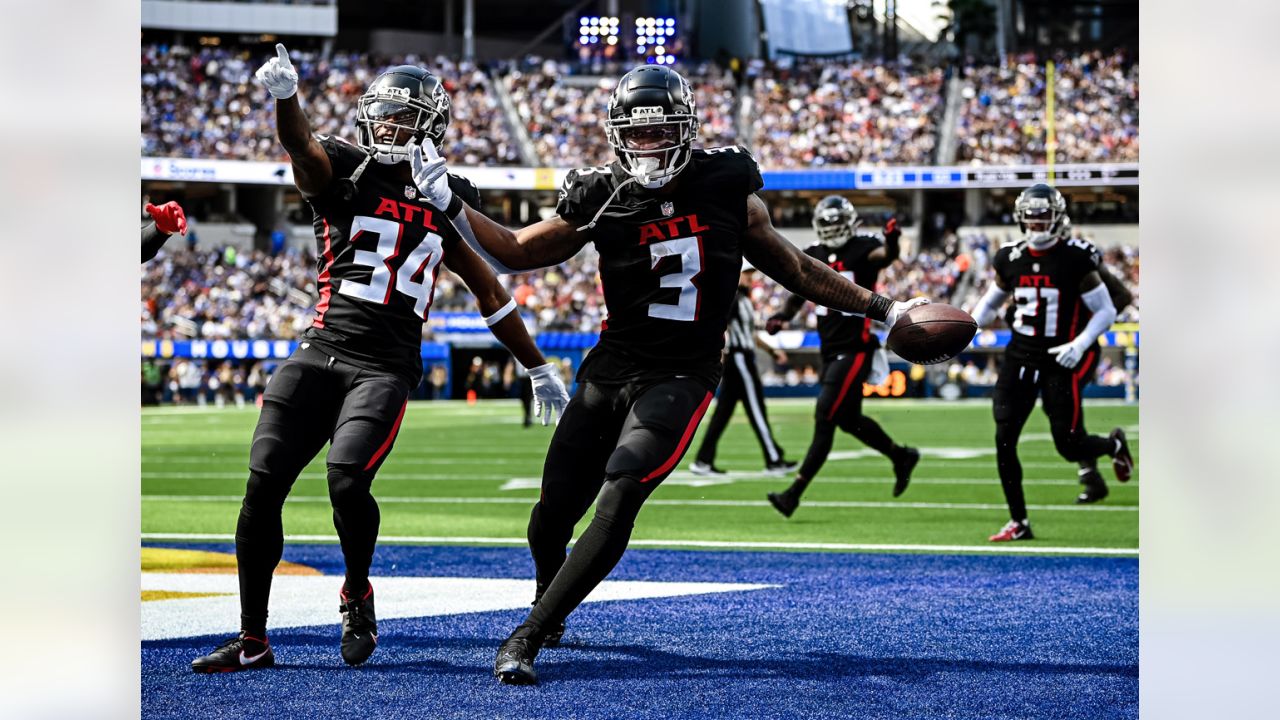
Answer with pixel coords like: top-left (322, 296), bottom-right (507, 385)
top-left (355, 84), bottom-right (449, 165)
top-left (812, 199), bottom-right (860, 248)
top-left (605, 111), bottom-right (698, 189)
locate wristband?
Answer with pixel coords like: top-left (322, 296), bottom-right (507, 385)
top-left (866, 294), bottom-right (893, 323)
top-left (483, 299), bottom-right (517, 327)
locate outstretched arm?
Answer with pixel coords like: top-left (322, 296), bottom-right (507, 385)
top-left (864, 217), bottom-right (903, 269)
top-left (256, 44), bottom-right (332, 196)
top-left (442, 240), bottom-right (570, 423)
top-left (742, 195), bottom-right (924, 326)
top-left (407, 141), bottom-right (588, 272)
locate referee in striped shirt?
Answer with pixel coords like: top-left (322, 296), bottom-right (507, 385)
top-left (690, 262), bottom-right (798, 476)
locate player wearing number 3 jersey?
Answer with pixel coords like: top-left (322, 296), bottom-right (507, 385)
top-left (968, 184), bottom-right (1133, 543)
top-left (408, 64), bottom-right (928, 684)
top-left (191, 45), bottom-right (569, 674)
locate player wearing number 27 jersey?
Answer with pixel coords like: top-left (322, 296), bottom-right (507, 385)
top-left (191, 46), bottom-right (569, 675)
top-left (405, 64), bottom-right (929, 684)
top-left (968, 184), bottom-right (1134, 543)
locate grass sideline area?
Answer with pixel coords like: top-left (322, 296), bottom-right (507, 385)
top-left (142, 398), bottom-right (1138, 555)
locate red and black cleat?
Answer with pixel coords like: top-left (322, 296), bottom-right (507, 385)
top-left (191, 633), bottom-right (274, 674)
top-left (1110, 428), bottom-right (1135, 482)
top-left (988, 519), bottom-right (1034, 542)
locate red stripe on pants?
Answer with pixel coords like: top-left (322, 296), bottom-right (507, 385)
top-left (364, 401), bottom-right (408, 471)
top-left (827, 353), bottom-right (867, 421)
top-left (641, 391), bottom-right (714, 483)
top-left (1070, 350), bottom-right (1096, 431)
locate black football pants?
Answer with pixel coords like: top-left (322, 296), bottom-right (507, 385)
top-left (992, 349), bottom-right (1114, 521)
top-left (520, 378), bottom-right (713, 637)
top-left (791, 351), bottom-right (902, 498)
top-left (236, 343), bottom-right (410, 635)
top-left (694, 350), bottom-right (784, 466)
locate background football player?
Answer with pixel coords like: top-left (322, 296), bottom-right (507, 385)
top-left (411, 64), bottom-right (931, 684)
top-left (763, 195), bottom-right (920, 517)
top-left (688, 260), bottom-right (796, 476)
top-left (968, 184), bottom-right (1135, 542)
top-left (191, 45), bottom-right (569, 673)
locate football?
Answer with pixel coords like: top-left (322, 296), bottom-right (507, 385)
top-left (886, 303), bottom-right (978, 365)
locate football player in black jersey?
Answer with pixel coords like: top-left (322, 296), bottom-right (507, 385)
top-left (762, 196), bottom-right (921, 517)
top-left (411, 65), bottom-right (929, 684)
top-left (968, 184), bottom-right (1134, 542)
top-left (191, 45), bottom-right (570, 673)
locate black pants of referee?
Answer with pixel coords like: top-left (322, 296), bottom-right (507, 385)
top-left (693, 350), bottom-right (784, 466)
top-left (235, 342), bottom-right (410, 637)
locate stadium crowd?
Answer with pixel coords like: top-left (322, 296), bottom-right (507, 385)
top-left (955, 50), bottom-right (1139, 165)
top-left (747, 57), bottom-right (944, 168)
top-left (142, 44), bottom-right (1137, 169)
top-left (141, 44), bottom-right (519, 165)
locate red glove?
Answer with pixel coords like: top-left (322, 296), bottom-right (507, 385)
top-left (883, 217), bottom-right (900, 244)
top-left (146, 201), bottom-right (187, 236)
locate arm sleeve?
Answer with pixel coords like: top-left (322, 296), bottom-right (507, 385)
top-left (970, 284), bottom-right (1010, 329)
top-left (142, 223), bottom-right (170, 263)
top-left (1073, 283), bottom-right (1116, 348)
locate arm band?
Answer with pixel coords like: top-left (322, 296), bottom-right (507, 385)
top-left (866, 294), bottom-right (894, 323)
top-left (483, 298), bottom-right (518, 327)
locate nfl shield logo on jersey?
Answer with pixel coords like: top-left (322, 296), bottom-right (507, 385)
top-left (661, 201), bottom-right (674, 217)
top-left (405, 185), bottom-right (417, 200)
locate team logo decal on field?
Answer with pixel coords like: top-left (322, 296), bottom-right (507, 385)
top-left (140, 547), bottom-right (773, 641)
top-left (662, 201), bottom-right (675, 217)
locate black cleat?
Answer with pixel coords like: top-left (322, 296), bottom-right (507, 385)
top-left (339, 584), bottom-right (378, 666)
top-left (688, 461), bottom-right (727, 476)
top-left (494, 630), bottom-right (542, 685)
top-left (892, 446), bottom-right (920, 498)
top-left (1076, 469), bottom-right (1109, 504)
top-left (767, 489), bottom-right (798, 518)
top-left (764, 458), bottom-right (800, 476)
top-left (1110, 428), bottom-right (1134, 482)
top-left (192, 633), bottom-right (274, 674)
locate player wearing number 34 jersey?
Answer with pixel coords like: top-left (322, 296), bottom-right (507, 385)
top-left (408, 64), bottom-right (929, 684)
top-left (191, 45), bottom-right (569, 674)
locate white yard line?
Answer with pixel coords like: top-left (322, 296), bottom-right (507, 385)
top-left (143, 494), bottom-right (1137, 512)
top-left (140, 532), bottom-right (1137, 556)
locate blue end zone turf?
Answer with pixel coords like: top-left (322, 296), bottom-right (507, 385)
top-left (142, 543), bottom-right (1136, 719)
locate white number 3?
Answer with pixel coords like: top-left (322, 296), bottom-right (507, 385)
top-left (647, 236), bottom-right (702, 322)
top-left (338, 215), bottom-right (445, 319)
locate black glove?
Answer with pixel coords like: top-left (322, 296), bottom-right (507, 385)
top-left (765, 315), bottom-right (786, 335)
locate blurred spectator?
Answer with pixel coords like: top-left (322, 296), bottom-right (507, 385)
top-left (747, 57), bottom-right (944, 168)
top-left (956, 50), bottom-right (1138, 165)
top-left (142, 44), bottom-right (519, 165)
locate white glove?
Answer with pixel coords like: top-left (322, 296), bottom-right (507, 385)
top-left (255, 43), bottom-right (298, 100)
top-left (409, 140), bottom-right (454, 208)
top-left (527, 363), bottom-right (570, 426)
top-left (886, 297), bottom-right (930, 329)
top-left (1048, 339), bottom-right (1088, 369)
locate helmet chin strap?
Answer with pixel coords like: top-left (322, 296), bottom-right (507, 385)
top-left (632, 156), bottom-right (674, 189)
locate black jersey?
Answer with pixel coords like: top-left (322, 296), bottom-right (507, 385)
top-left (804, 235), bottom-right (885, 361)
top-left (557, 146), bottom-right (764, 389)
top-left (301, 135), bottom-right (481, 385)
top-left (993, 236), bottom-right (1102, 367)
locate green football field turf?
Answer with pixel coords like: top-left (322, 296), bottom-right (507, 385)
top-left (141, 398), bottom-right (1137, 555)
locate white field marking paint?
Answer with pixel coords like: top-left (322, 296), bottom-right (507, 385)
top-left (141, 533), bottom-right (1138, 556)
top-left (143, 495), bottom-right (1137, 513)
top-left (141, 573), bottom-right (774, 641)
top-left (140, 472), bottom-right (1133, 488)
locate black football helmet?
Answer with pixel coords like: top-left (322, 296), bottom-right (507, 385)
top-left (604, 65), bottom-right (699, 189)
top-left (355, 66), bottom-right (451, 165)
top-left (1013, 183), bottom-right (1068, 249)
top-left (811, 195), bottom-right (861, 247)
